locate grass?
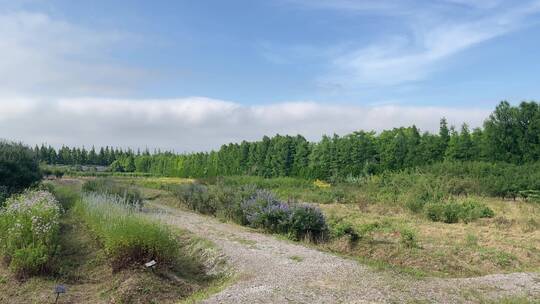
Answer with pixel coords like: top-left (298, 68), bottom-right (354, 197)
top-left (177, 274), bottom-right (236, 304)
top-left (0, 181), bottom-right (230, 303)
top-left (74, 192), bottom-right (181, 271)
top-left (120, 175), bottom-right (540, 278)
top-left (319, 197), bottom-right (540, 277)
top-left (289, 255), bottom-right (304, 262)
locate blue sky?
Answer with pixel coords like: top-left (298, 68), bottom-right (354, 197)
top-left (1, 0), bottom-right (540, 150)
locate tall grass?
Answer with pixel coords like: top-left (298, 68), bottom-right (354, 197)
top-left (82, 178), bottom-right (142, 207)
top-left (0, 190), bottom-right (61, 279)
top-left (74, 193), bottom-right (178, 271)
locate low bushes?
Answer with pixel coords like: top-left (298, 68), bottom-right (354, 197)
top-left (0, 191), bottom-right (61, 279)
top-left (328, 218), bottom-right (360, 242)
top-left (425, 199), bottom-right (494, 224)
top-left (170, 183), bottom-right (212, 214)
top-left (241, 190), bottom-right (327, 240)
top-left (170, 183), bottom-right (328, 242)
top-left (82, 178), bottom-right (142, 207)
top-left (74, 193), bottom-right (178, 272)
top-left (363, 161), bottom-right (540, 206)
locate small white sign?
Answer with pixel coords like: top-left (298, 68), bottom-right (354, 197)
top-left (145, 260), bottom-right (157, 268)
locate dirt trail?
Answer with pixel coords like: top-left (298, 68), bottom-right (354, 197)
top-left (149, 202), bottom-right (540, 304)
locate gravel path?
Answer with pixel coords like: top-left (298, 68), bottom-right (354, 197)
top-left (150, 203), bottom-right (540, 304)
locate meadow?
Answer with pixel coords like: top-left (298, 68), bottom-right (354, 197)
top-left (115, 173), bottom-right (539, 278)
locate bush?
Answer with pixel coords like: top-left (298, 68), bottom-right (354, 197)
top-left (0, 141), bottom-right (42, 206)
top-left (257, 202), bottom-right (291, 234)
top-left (288, 204), bottom-right (327, 241)
top-left (328, 219), bottom-right (360, 242)
top-left (171, 182), bottom-right (328, 242)
top-left (425, 203), bottom-right (445, 222)
top-left (209, 183), bottom-right (256, 224)
top-left (241, 189), bottom-right (282, 227)
top-left (74, 193), bottom-right (178, 272)
top-left (399, 228), bottom-right (418, 248)
top-left (459, 199), bottom-right (494, 223)
top-left (169, 183), bottom-right (213, 214)
top-left (0, 191), bottom-right (61, 279)
top-left (442, 202), bottom-right (461, 223)
top-left (82, 178), bottom-right (142, 207)
top-left (425, 199), bottom-right (495, 224)
top-left (405, 199), bottom-right (426, 213)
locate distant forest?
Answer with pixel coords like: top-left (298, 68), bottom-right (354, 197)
top-left (36, 101), bottom-right (540, 180)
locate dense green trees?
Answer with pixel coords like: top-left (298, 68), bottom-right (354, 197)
top-left (0, 141), bottom-right (42, 203)
top-left (37, 101), bottom-right (540, 182)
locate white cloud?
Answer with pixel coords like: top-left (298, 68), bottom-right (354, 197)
top-left (0, 97), bottom-right (490, 152)
top-left (285, 0), bottom-right (540, 88)
top-left (0, 11), bottom-right (147, 96)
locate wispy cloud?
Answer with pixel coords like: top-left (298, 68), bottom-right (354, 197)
top-left (282, 0), bottom-right (540, 88)
top-left (0, 11), bottom-right (148, 96)
top-left (0, 96), bottom-right (489, 151)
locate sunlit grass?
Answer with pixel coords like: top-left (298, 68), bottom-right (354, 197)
top-left (74, 193), bottom-right (179, 271)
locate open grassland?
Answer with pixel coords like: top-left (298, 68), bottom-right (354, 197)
top-left (319, 197), bottom-right (539, 277)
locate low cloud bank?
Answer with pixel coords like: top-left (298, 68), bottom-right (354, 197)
top-left (0, 97), bottom-right (490, 152)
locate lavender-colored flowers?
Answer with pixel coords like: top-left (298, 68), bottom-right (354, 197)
top-left (240, 189), bottom-right (327, 240)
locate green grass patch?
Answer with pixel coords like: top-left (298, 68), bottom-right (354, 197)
top-left (74, 192), bottom-right (178, 272)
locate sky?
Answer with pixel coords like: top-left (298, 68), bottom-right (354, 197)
top-left (0, 0), bottom-right (539, 152)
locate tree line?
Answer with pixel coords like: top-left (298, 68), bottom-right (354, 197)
top-left (37, 101), bottom-right (540, 180)
top-left (33, 145), bottom-right (151, 167)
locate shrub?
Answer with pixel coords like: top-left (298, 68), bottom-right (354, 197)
top-left (0, 141), bottom-right (42, 206)
top-left (399, 228), bottom-right (418, 248)
top-left (257, 203), bottom-right (291, 234)
top-left (82, 178), bottom-right (142, 207)
top-left (171, 183), bottom-right (329, 242)
top-left (425, 203), bottom-right (445, 222)
top-left (241, 189), bottom-right (282, 227)
top-left (425, 199), bottom-right (494, 224)
top-left (0, 191), bottom-right (61, 279)
top-left (209, 183), bottom-right (256, 224)
top-left (74, 193), bottom-right (178, 272)
top-left (405, 199), bottom-right (426, 213)
top-left (425, 202), bottom-right (459, 223)
top-left (328, 219), bottom-right (360, 242)
top-left (442, 202), bottom-right (461, 223)
top-left (288, 204), bottom-right (327, 242)
top-left (169, 183), bottom-right (213, 214)
top-left (459, 199), bottom-right (494, 223)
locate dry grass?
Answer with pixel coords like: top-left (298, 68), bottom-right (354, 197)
top-left (319, 197), bottom-right (540, 277)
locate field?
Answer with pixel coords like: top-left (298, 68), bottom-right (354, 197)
top-left (114, 175), bottom-right (540, 279)
top-left (2, 135), bottom-right (540, 303)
